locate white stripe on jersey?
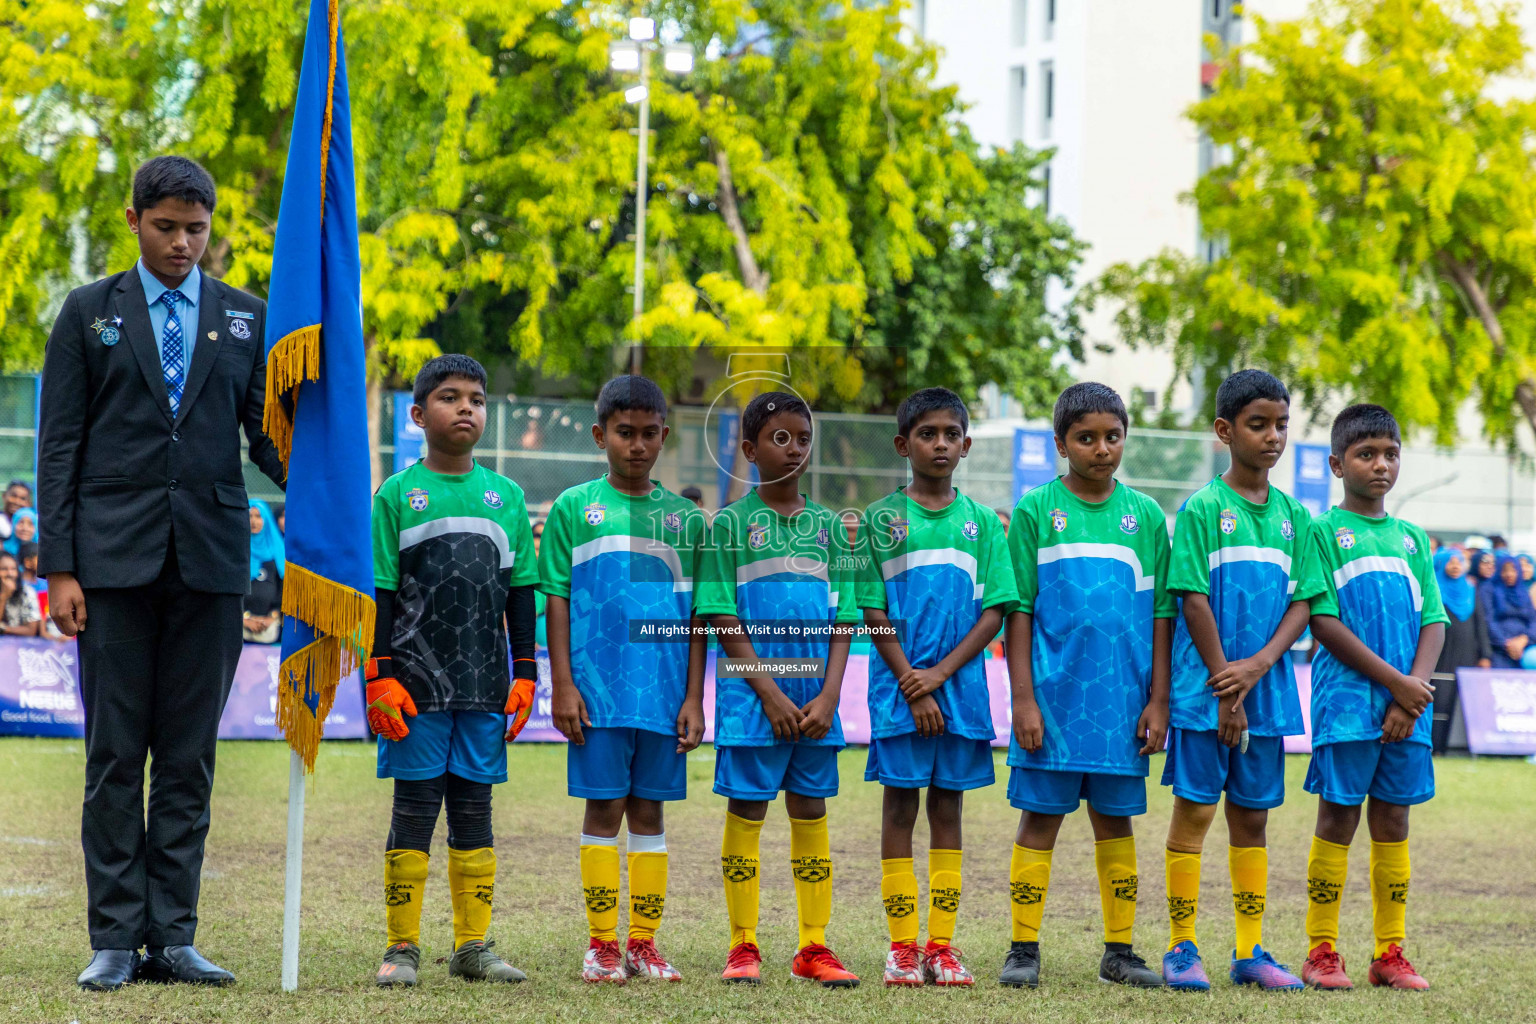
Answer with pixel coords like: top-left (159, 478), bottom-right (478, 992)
top-left (1332, 554), bottom-right (1423, 611)
top-left (735, 554), bottom-right (830, 586)
top-left (879, 547), bottom-right (978, 584)
top-left (399, 516), bottom-right (513, 569)
top-left (571, 534), bottom-right (692, 592)
top-left (1206, 544), bottom-right (1292, 575)
top-left (1038, 541), bottom-right (1155, 592)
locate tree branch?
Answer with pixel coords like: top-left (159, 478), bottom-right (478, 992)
top-left (712, 143), bottom-right (769, 296)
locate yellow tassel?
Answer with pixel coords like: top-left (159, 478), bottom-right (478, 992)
top-left (281, 562), bottom-right (376, 662)
top-left (262, 323), bottom-right (322, 469)
top-left (320, 0), bottom-right (339, 216)
top-left (276, 562), bottom-right (377, 772)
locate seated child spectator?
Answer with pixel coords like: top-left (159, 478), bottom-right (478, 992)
top-left (0, 552), bottom-right (42, 637)
top-left (243, 500), bottom-right (285, 644)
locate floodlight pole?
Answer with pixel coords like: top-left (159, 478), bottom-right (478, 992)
top-left (631, 50), bottom-right (650, 377)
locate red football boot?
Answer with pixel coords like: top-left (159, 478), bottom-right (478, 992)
top-left (1368, 945), bottom-right (1430, 990)
top-left (1301, 942), bottom-right (1354, 991)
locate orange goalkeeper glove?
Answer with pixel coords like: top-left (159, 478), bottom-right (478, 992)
top-left (504, 675), bottom-right (536, 740)
top-left (365, 657), bottom-right (416, 741)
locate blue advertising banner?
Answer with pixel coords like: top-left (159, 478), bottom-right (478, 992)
top-left (1293, 442), bottom-right (1332, 517)
top-left (394, 391), bottom-right (425, 474)
top-left (1012, 428), bottom-right (1057, 502)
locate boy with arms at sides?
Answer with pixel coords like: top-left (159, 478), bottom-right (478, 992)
top-left (542, 376), bottom-right (708, 984)
top-left (696, 391), bottom-right (862, 988)
top-left (1000, 382), bottom-right (1172, 990)
top-left (857, 388), bottom-right (1018, 987)
top-left (1298, 404), bottom-right (1446, 991)
top-left (1160, 371), bottom-right (1316, 992)
top-left (366, 355), bottom-right (539, 987)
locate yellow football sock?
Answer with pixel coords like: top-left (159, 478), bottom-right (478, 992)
top-left (1095, 836), bottom-right (1138, 945)
top-left (1009, 844), bottom-right (1052, 942)
top-left (447, 846), bottom-right (496, 948)
top-left (1165, 848), bottom-right (1201, 951)
top-left (721, 812), bottom-right (763, 949)
top-left (880, 857), bottom-right (920, 945)
top-left (384, 849), bottom-right (429, 946)
top-left (1370, 839), bottom-right (1410, 958)
top-left (1230, 845), bottom-right (1267, 957)
top-left (928, 848), bottom-right (962, 947)
top-left (788, 815), bottom-right (833, 949)
top-left (1305, 836), bottom-right (1350, 950)
top-left (627, 832), bottom-right (668, 941)
top-left (579, 835), bottom-right (621, 942)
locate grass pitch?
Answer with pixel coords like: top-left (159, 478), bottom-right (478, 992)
top-left (1, 739), bottom-right (1531, 1023)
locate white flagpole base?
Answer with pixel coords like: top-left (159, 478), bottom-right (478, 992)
top-left (281, 748), bottom-right (307, 992)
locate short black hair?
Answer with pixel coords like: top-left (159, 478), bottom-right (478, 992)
top-left (595, 375), bottom-right (668, 428)
top-left (896, 387), bottom-right (969, 437)
top-left (741, 391), bottom-right (812, 447)
top-left (680, 485), bottom-right (703, 501)
top-left (1053, 382), bottom-right (1127, 438)
top-left (1215, 369), bottom-right (1289, 423)
top-left (132, 156), bottom-right (217, 215)
top-left (1330, 403), bottom-right (1400, 457)
top-left (5, 480), bottom-right (30, 495)
top-left (413, 354), bottom-right (488, 406)
top-left (17, 542), bottom-right (37, 563)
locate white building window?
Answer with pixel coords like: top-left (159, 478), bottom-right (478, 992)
top-left (914, 0), bottom-right (927, 35)
top-left (1041, 159), bottom-right (1052, 213)
top-left (1011, 0), bottom-right (1027, 46)
top-left (1045, 0), bottom-right (1056, 40)
top-left (1040, 61), bottom-right (1054, 138)
top-left (1009, 66), bottom-right (1028, 143)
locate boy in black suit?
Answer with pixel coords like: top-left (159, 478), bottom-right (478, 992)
top-left (38, 156), bottom-right (285, 990)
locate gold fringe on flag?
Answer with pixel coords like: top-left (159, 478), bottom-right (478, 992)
top-left (277, 562), bottom-right (377, 772)
top-left (262, 323), bottom-right (322, 468)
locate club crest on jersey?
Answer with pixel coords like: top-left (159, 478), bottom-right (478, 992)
top-left (1049, 508), bottom-right (1068, 533)
top-left (748, 523), bottom-right (769, 549)
top-left (890, 518), bottom-right (909, 544)
top-left (483, 490), bottom-right (503, 509)
top-left (663, 511), bottom-right (682, 533)
top-left (406, 488), bottom-right (429, 512)
top-left (1402, 535), bottom-right (1418, 555)
top-left (1219, 509), bottom-right (1237, 535)
top-left (584, 503), bottom-right (606, 526)
top-left (1335, 527), bottom-right (1356, 550)
top-left (815, 527), bottom-right (830, 547)
top-left (1120, 513), bottom-right (1139, 535)
top-left (1281, 519), bottom-right (1295, 540)
top-left (962, 520), bottom-right (979, 540)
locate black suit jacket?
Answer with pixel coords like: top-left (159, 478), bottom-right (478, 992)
top-left (37, 269), bottom-right (286, 594)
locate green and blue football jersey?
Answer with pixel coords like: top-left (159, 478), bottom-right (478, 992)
top-left (1006, 478), bottom-right (1176, 776)
top-left (694, 489), bottom-right (860, 748)
top-left (539, 476), bottom-right (706, 736)
top-left (1167, 478), bottom-right (1320, 737)
top-left (1304, 507), bottom-right (1449, 748)
top-left (855, 489), bottom-right (1018, 741)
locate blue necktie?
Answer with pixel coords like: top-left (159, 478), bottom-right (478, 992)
top-left (161, 289), bottom-right (186, 416)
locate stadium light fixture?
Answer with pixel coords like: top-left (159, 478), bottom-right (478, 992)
top-left (607, 20), bottom-right (701, 375)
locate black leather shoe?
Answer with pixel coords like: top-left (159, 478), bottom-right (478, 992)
top-left (139, 945), bottom-right (236, 986)
top-left (78, 949), bottom-right (141, 991)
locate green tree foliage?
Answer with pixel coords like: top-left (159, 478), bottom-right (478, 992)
top-left (1, 0), bottom-right (1083, 416)
top-left (1080, 0), bottom-right (1536, 445)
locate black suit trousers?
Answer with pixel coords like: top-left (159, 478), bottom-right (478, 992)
top-left (78, 544), bottom-right (242, 949)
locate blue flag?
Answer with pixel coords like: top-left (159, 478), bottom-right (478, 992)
top-left (263, 0), bottom-right (374, 770)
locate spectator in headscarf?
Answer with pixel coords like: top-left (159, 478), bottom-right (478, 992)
top-left (1431, 548), bottom-right (1492, 754)
top-left (242, 499), bottom-right (285, 644)
top-left (4, 508), bottom-right (37, 558)
top-left (1469, 549), bottom-right (1497, 590)
top-left (0, 551), bottom-right (41, 637)
top-left (1481, 553), bottom-right (1536, 668)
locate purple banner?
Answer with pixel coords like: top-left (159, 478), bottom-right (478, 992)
top-left (0, 638), bottom-right (367, 741)
top-left (1457, 667), bottom-right (1536, 755)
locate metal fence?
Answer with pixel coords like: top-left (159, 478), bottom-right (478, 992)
top-left (0, 373), bottom-right (1526, 542)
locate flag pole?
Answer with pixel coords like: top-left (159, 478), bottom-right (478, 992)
top-left (281, 748), bottom-right (307, 992)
